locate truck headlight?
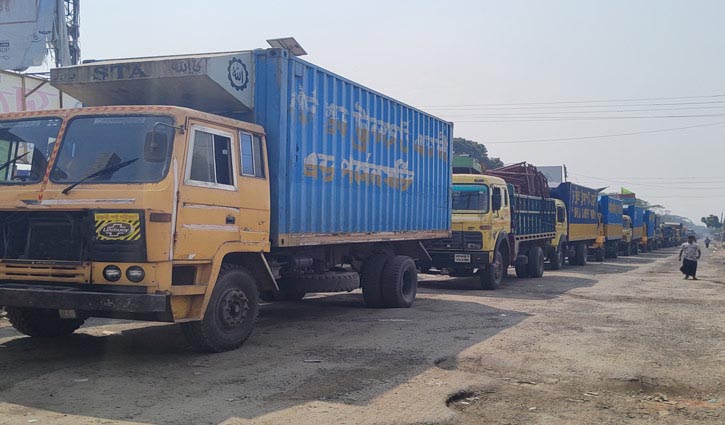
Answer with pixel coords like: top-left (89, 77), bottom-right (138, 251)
top-left (126, 266), bottom-right (145, 282)
top-left (466, 243), bottom-right (482, 250)
top-left (103, 265), bottom-right (122, 282)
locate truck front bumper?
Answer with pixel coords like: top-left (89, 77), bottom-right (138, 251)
top-left (0, 283), bottom-right (174, 322)
top-left (429, 251), bottom-right (490, 269)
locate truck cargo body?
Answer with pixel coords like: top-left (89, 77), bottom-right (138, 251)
top-left (599, 195), bottom-right (623, 241)
top-left (0, 46), bottom-right (452, 352)
top-left (642, 210), bottom-right (657, 251)
top-left (626, 205), bottom-right (644, 241)
top-left (551, 182), bottom-right (599, 265)
top-left (512, 192), bottom-right (556, 236)
top-left (598, 195), bottom-right (623, 258)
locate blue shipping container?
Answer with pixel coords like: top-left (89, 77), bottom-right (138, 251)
top-left (599, 195), bottom-right (623, 241)
top-left (551, 182), bottom-right (599, 242)
top-left (250, 49), bottom-right (453, 247)
top-left (644, 210), bottom-right (656, 238)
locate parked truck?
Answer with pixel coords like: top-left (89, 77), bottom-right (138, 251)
top-left (551, 182), bottom-right (599, 266)
top-left (622, 205), bottom-right (644, 255)
top-left (641, 210), bottom-right (657, 252)
top-left (0, 46), bottom-right (453, 352)
top-left (598, 195), bottom-right (623, 259)
top-left (426, 173), bottom-right (564, 289)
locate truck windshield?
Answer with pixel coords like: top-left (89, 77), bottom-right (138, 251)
top-left (50, 115), bottom-right (175, 184)
top-left (0, 118), bottom-right (62, 184)
top-left (452, 184), bottom-right (489, 212)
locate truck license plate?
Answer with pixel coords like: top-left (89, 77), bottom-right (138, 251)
top-left (454, 254), bottom-right (471, 263)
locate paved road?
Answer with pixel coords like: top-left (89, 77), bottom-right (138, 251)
top-left (1, 246), bottom-right (723, 424)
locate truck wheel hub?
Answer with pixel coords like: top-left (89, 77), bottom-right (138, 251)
top-left (220, 289), bottom-right (248, 327)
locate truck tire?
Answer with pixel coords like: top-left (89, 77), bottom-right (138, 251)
top-left (631, 242), bottom-right (639, 256)
top-left (361, 254), bottom-right (390, 308)
top-left (6, 308), bottom-right (85, 338)
top-left (279, 271), bottom-right (360, 293)
top-left (528, 246), bottom-right (545, 278)
top-left (550, 243), bottom-right (565, 270)
top-left (181, 264), bottom-right (259, 352)
top-left (515, 262), bottom-right (529, 278)
top-left (576, 243), bottom-right (588, 266)
top-left (381, 256), bottom-right (418, 308)
top-left (595, 247), bottom-right (605, 262)
top-left (480, 251), bottom-right (504, 290)
top-left (622, 243), bottom-right (631, 256)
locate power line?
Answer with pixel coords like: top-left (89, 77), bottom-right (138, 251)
top-left (418, 94), bottom-right (725, 108)
top-left (423, 100), bottom-right (725, 111)
top-left (439, 105), bottom-right (725, 117)
top-left (455, 113), bottom-right (725, 123)
top-left (483, 121), bottom-right (725, 145)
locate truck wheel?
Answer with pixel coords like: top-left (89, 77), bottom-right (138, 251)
top-left (622, 243), bottom-right (631, 256)
top-left (550, 243), bottom-right (565, 270)
top-left (280, 271), bottom-right (360, 293)
top-left (595, 248), bottom-right (605, 262)
top-left (528, 246), bottom-right (545, 278)
top-left (631, 242), bottom-right (639, 255)
top-left (612, 247), bottom-right (619, 259)
top-left (515, 262), bottom-right (529, 278)
top-left (361, 254), bottom-right (390, 308)
top-left (576, 243), bottom-right (588, 266)
top-left (381, 256), bottom-right (418, 308)
top-left (181, 264), bottom-right (259, 352)
top-left (6, 308), bottom-right (85, 338)
top-left (480, 251), bottom-right (504, 290)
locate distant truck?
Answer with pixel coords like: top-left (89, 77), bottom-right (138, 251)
top-left (598, 195), bottom-right (623, 259)
top-left (622, 205), bottom-right (644, 255)
top-left (551, 182), bottom-right (600, 265)
top-left (641, 210), bottom-right (657, 252)
top-left (427, 173), bottom-right (566, 289)
top-left (0, 45), bottom-right (452, 352)
top-left (661, 222), bottom-right (684, 247)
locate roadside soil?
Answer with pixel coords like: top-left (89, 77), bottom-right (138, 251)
top-left (1, 245), bottom-right (723, 424)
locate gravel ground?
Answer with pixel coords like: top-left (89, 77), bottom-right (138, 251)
top-left (0, 245), bottom-right (723, 424)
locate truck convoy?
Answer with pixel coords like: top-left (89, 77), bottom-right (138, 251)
top-left (0, 46), bottom-right (452, 352)
top-left (642, 210), bottom-right (656, 252)
top-left (426, 171), bottom-right (563, 289)
top-left (550, 182), bottom-right (600, 266)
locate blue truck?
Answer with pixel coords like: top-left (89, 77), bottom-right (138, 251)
top-left (0, 43), bottom-right (452, 351)
top-left (551, 182), bottom-right (600, 266)
top-left (622, 205), bottom-right (644, 255)
top-left (599, 195), bottom-right (624, 259)
top-left (642, 210), bottom-right (657, 252)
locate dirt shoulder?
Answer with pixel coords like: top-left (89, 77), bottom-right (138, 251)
top-left (1, 246), bottom-right (723, 424)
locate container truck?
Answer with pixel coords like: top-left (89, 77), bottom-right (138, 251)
top-left (598, 195), bottom-right (623, 259)
top-left (622, 205), bottom-right (644, 255)
top-left (426, 173), bottom-right (565, 290)
top-left (641, 210), bottom-right (657, 252)
top-left (551, 182), bottom-right (600, 266)
top-left (0, 45), bottom-right (453, 352)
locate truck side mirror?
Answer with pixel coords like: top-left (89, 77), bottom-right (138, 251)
top-left (492, 188), bottom-right (502, 211)
top-left (144, 130), bottom-right (169, 163)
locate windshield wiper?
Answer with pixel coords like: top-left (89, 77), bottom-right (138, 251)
top-left (0, 151), bottom-right (30, 173)
top-left (62, 157), bottom-right (139, 195)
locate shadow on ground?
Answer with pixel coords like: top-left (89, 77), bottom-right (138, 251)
top-left (0, 293), bottom-right (527, 424)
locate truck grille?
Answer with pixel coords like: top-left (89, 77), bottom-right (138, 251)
top-left (0, 261), bottom-right (90, 284)
top-left (428, 231), bottom-right (483, 251)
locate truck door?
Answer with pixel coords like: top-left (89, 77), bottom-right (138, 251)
top-left (174, 123), bottom-right (269, 260)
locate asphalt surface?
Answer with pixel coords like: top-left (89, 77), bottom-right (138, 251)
top-left (1, 245), bottom-right (723, 424)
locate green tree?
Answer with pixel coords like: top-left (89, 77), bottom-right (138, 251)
top-left (452, 137), bottom-right (503, 171)
top-left (701, 214), bottom-right (722, 229)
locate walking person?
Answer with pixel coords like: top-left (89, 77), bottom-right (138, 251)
top-left (679, 235), bottom-right (701, 280)
top-left (704, 237), bottom-right (711, 248)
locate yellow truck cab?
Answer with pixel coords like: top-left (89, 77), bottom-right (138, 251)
top-left (427, 174), bottom-right (564, 289)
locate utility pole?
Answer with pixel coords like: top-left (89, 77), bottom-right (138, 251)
top-left (52, 0), bottom-right (80, 67)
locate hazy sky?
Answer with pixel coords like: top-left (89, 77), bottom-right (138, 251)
top-left (78, 0), bottom-right (724, 223)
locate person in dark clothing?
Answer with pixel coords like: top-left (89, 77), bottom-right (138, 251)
top-left (704, 237), bottom-right (711, 248)
top-left (679, 235), bottom-right (701, 280)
